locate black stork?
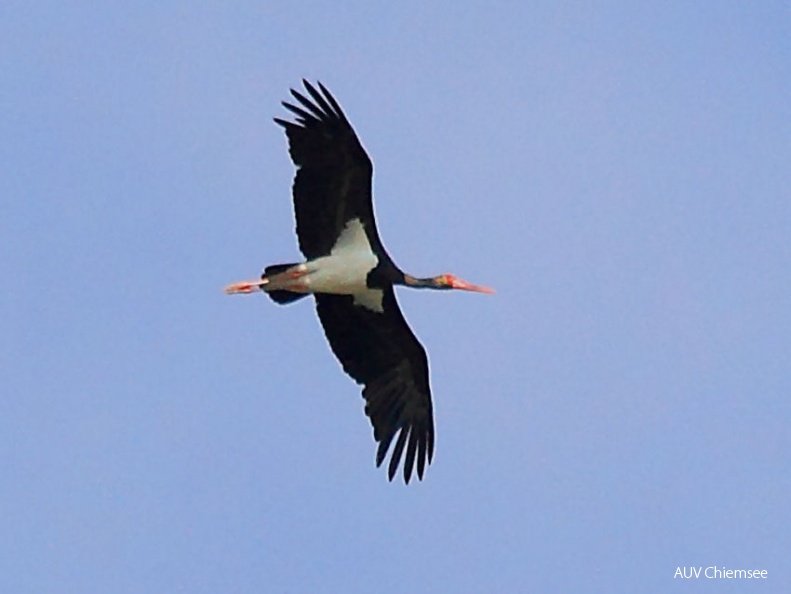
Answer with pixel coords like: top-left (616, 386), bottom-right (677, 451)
top-left (225, 80), bottom-right (493, 483)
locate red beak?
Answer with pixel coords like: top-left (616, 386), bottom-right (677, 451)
top-left (448, 275), bottom-right (495, 294)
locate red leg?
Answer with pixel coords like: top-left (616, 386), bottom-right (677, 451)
top-left (223, 278), bottom-right (269, 294)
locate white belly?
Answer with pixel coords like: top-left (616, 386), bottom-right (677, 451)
top-left (262, 218), bottom-right (385, 311)
top-left (303, 250), bottom-right (377, 294)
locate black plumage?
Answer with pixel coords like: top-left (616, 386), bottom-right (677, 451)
top-left (225, 80), bottom-right (492, 483)
top-left (276, 81), bottom-right (433, 483)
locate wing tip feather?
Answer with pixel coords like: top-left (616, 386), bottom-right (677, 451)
top-left (374, 421), bottom-right (433, 484)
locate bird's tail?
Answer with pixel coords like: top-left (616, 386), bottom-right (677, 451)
top-left (263, 263), bottom-right (309, 305)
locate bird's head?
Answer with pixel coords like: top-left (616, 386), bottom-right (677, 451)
top-left (432, 274), bottom-right (495, 294)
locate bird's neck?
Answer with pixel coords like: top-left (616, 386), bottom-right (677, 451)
top-left (402, 274), bottom-right (442, 289)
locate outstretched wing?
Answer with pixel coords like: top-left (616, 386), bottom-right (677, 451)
top-left (315, 289), bottom-right (435, 483)
top-left (274, 80), bottom-right (379, 260)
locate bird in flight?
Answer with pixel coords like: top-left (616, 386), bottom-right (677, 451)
top-left (225, 80), bottom-right (493, 483)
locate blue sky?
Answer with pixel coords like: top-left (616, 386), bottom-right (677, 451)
top-left (2, 2), bottom-right (789, 592)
